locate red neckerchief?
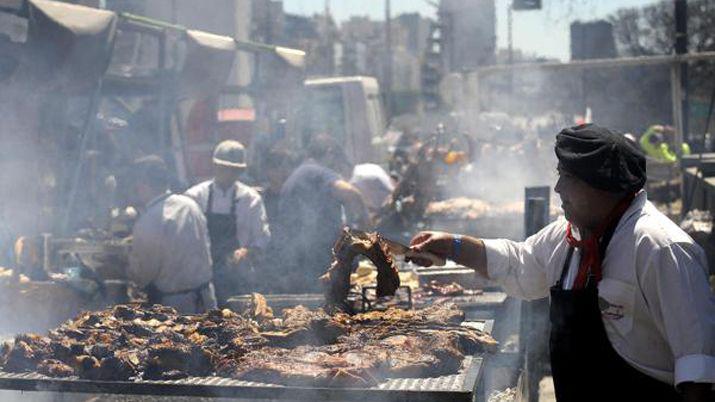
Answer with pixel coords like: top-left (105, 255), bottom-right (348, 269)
top-left (565, 193), bottom-right (636, 289)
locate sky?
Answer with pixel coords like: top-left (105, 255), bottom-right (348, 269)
top-left (282, 0), bottom-right (663, 61)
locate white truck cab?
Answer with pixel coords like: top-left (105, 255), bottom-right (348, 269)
top-left (301, 76), bottom-right (385, 164)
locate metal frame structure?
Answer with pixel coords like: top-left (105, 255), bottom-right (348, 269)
top-left (464, 51), bottom-right (715, 159)
top-left (48, 7), bottom-right (304, 234)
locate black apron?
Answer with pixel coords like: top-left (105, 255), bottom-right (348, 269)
top-left (205, 183), bottom-right (241, 304)
top-left (206, 183), bottom-right (239, 267)
top-left (549, 232), bottom-right (682, 401)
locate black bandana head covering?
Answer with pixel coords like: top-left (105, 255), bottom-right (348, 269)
top-left (555, 124), bottom-right (646, 193)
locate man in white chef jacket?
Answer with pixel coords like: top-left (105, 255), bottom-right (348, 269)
top-left (410, 124), bottom-right (714, 401)
top-left (185, 140), bottom-right (270, 304)
top-left (126, 155), bottom-right (217, 313)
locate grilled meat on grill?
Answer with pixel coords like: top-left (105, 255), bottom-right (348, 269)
top-left (229, 305), bottom-right (488, 385)
top-left (1, 302), bottom-right (496, 386)
top-left (321, 227), bottom-right (400, 312)
top-left (261, 306), bottom-right (349, 348)
top-left (230, 346), bottom-right (380, 387)
top-left (37, 359), bottom-right (74, 377)
top-left (423, 280), bottom-right (465, 296)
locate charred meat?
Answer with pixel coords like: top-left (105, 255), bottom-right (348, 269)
top-left (321, 227), bottom-right (400, 311)
top-left (1, 302), bottom-right (495, 386)
top-left (423, 280), bottom-right (465, 296)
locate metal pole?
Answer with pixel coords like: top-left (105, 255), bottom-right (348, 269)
top-left (158, 31), bottom-right (168, 154)
top-left (675, 0), bottom-right (689, 142)
top-left (704, 83), bottom-right (715, 138)
top-left (507, 1), bottom-right (514, 66)
top-left (521, 186), bottom-right (551, 402)
top-left (475, 51), bottom-right (715, 74)
top-left (61, 81), bottom-right (103, 234)
top-left (507, 1), bottom-right (514, 112)
top-left (671, 63), bottom-right (684, 158)
top-left (384, 0), bottom-right (392, 117)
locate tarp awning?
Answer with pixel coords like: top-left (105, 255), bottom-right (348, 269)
top-left (25, 0), bottom-right (117, 93)
top-left (178, 29), bottom-right (236, 98)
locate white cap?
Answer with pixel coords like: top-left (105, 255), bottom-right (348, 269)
top-left (213, 140), bottom-right (247, 169)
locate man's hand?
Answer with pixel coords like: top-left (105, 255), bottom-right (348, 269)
top-left (409, 231), bottom-right (489, 278)
top-left (231, 248), bottom-right (249, 266)
top-left (408, 231), bottom-right (455, 267)
top-left (333, 180), bottom-right (371, 229)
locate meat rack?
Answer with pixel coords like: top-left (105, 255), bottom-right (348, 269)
top-left (0, 321), bottom-right (493, 402)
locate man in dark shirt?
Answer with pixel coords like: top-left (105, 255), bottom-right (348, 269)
top-left (275, 135), bottom-right (369, 292)
top-left (261, 146), bottom-right (299, 228)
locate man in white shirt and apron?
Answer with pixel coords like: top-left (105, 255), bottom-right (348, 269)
top-left (126, 156), bottom-right (217, 314)
top-left (410, 124), bottom-right (714, 401)
top-left (185, 140), bottom-right (270, 305)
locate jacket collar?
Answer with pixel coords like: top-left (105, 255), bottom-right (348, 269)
top-left (567, 190), bottom-right (647, 241)
top-left (613, 190), bottom-right (647, 233)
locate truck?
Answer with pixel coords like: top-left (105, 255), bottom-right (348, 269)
top-left (300, 76), bottom-right (386, 164)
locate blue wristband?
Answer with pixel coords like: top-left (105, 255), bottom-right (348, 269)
top-left (453, 235), bottom-right (462, 259)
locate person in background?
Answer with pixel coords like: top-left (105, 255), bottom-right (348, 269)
top-left (411, 124), bottom-right (714, 402)
top-left (250, 117), bottom-right (288, 183)
top-left (275, 135), bottom-right (369, 292)
top-left (126, 155), bottom-right (216, 313)
top-left (185, 140), bottom-right (270, 305)
top-left (256, 145), bottom-right (299, 293)
top-left (640, 124), bottom-right (691, 163)
top-left (260, 146), bottom-right (299, 228)
top-left (350, 163), bottom-right (395, 217)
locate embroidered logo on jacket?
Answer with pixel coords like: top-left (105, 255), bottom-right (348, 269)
top-left (598, 297), bottom-right (624, 320)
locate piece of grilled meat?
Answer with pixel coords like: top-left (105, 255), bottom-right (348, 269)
top-left (321, 227), bottom-right (400, 312)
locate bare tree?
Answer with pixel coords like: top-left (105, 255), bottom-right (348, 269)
top-left (609, 0), bottom-right (715, 90)
top-left (608, 0), bottom-right (715, 135)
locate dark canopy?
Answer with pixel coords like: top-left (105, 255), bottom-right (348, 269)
top-left (25, 0), bottom-right (117, 93)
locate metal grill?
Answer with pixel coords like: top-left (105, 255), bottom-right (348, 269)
top-left (0, 321), bottom-right (492, 401)
top-left (418, 292), bottom-right (508, 309)
top-left (0, 356), bottom-right (483, 401)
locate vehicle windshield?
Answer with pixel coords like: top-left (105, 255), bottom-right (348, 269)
top-left (305, 85), bottom-right (346, 146)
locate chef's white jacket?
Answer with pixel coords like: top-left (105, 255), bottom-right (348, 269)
top-left (484, 191), bottom-right (715, 387)
top-left (185, 180), bottom-right (271, 251)
top-left (128, 193), bottom-right (216, 313)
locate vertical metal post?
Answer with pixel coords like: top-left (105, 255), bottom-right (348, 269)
top-left (157, 30), bottom-right (169, 155)
top-left (384, 0), bottom-right (392, 118)
top-left (675, 0), bottom-right (689, 142)
top-left (671, 62), bottom-right (684, 158)
top-left (520, 186), bottom-right (551, 402)
top-left (507, 1), bottom-right (514, 66)
top-left (466, 71), bottom-right (481, 136)
top-left (507, 1), bottom-right (514, 113)
top-left (61, 82), bottom-right (103, 234)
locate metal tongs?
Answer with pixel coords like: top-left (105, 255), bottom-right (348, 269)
top-left (351, 229), bottom-right (446, 266)
top-left (381, 236), bottom-right (447, 266)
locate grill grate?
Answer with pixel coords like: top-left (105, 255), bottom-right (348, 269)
top-left (0, 356), bottom-right (482, 401)
top-left (0, 321), bottom-right (492, 402)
